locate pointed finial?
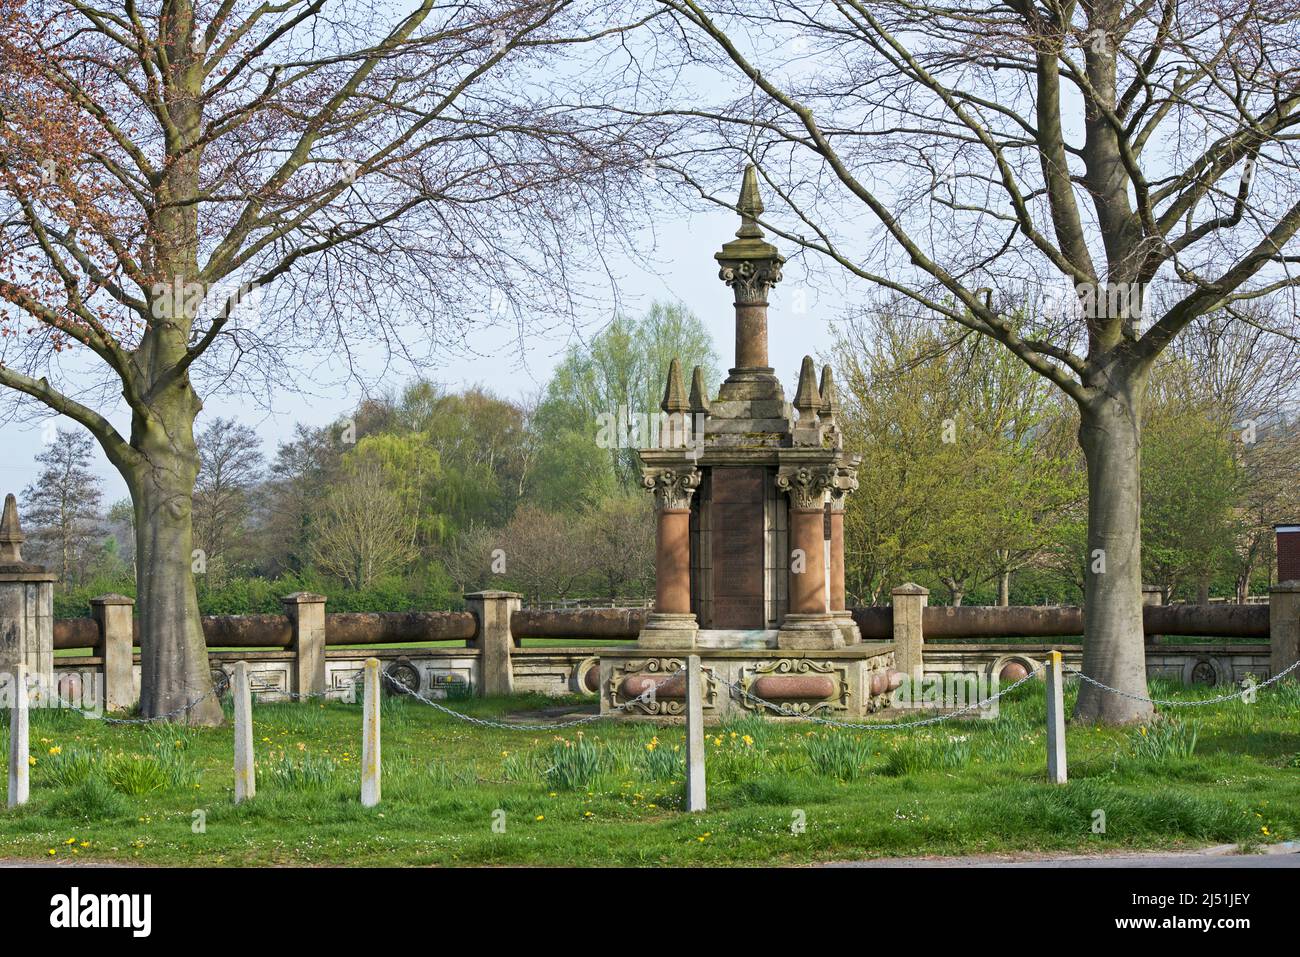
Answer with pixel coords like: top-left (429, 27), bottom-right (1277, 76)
top-left (793, 356), bottom-right (822, 419)
top-left (660, 357), bottom-right (690, 414)
top-left (819, 364), bottom-right (841, 418)
top-left (735, 164), bottom-right (766, 239)
top-left (0, 493), bottom-right (24, 563)
top-left (689, 366), bottom-right (711, 415)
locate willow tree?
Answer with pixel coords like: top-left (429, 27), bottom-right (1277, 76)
top-left (0, 0), bottom-right (654, 721)
top-left (648, 0), bottom-right (1300, 722)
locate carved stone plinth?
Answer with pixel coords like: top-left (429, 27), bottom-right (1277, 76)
top-left (639, 612), bottom-right (699, 650)
top-left (599, 645), bottom-right (897, 720)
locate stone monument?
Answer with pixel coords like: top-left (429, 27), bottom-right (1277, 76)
top-left (0, 493), bottom-right (55, 693)
top-left (600, 167), bottom-right (898, 719)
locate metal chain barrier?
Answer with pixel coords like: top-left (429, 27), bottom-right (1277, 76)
top-left (57, 657), bottom-right (1300, 729)
top-left (1067, 657), bottom-right (1300, 708)
top-left (381, 670), bottom-right (659, 731)
top-left (700, 663), bottom-right (1047, 730)
top-left (100, 686), bottom-right (222, 725)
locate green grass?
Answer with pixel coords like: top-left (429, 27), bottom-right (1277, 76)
top-left (1, 677), bottom-right (1296, 866)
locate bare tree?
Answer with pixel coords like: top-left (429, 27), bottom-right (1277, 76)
top-left (20, 427), bottom-right (103, 587)
top-left (312, 459), bottom-right (417, 590)
top-left (193, 417), bottom-right (262, 584)
top-left (0, 0), bottom-right (655, 720)
top-left (439, 521), bottom-right (503, 596)
top-left (645, 0), bottom-right (1300, 722)
top-left (499, 504), bottom-right (586, 603)
top-left (580, 493), bottom-right (654, 599)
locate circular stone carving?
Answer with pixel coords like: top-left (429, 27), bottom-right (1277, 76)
top-left (574, 656), bottom-right (601, 695)
top-left (1189, 659), bottom-right (1219, 687)
top-left (384, 659), bottom-right (422, 696)
top-left (210, 668), bottom-right (231, 700)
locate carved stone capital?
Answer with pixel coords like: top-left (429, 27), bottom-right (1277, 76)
top-left (717, 258), bottom-right (783, 305)
top-left (827, 466), bottom-right (859, 511)
top-left (641, 466), bottom-right (702, 511)
top-left (776, 465), bottom-right (835, 510)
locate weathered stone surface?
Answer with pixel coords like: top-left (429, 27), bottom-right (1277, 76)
top-left (750, 674), bottom-right (837, 700)
top-left (1271, 582), bottom-right (1300, 682)
top-left (466, 591), bottom-right (520, 697)
top-left (361, 658), bottom-right (381, 807)
top-left (233, 661), bottom-right (255, 803)
top-left (91, 595), bottom-right (136, 712)
top-left (283, 593), bottom-right (327, 698)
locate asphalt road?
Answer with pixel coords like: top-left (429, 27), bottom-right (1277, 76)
top-left (827, 843), bottom-right (1300, 868)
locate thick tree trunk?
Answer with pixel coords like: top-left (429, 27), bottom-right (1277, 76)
top-left (129, 393), bottom-right (222, 726)
top-left (1073, 385), bottom-right (1154, 725)
top-left (997, 568), bottom-right (1011, 606)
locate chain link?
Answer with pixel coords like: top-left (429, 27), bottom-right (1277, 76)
top-left (61, 657), bottom-right (1300, 729)
top-left (100, 685), bottom-right (221, 725)
top-left (381, 670), bottom-right (657, 730)
top-left (1067, 657), bottom-right (1300, 707)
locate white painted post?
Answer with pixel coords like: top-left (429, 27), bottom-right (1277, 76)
top-left (7, 662), bottom-right (29, 808)
top-left (232, 661), bottom-right (255, 803)
top-left (685, 654), bottom-right (705, 812)
top-left (1045, 650), bottom-right (1067, 784)
top-left (361, 658), bottom-right (381, 807)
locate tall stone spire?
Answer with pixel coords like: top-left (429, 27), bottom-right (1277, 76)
top-left (715, 165), bottom-right (786, 401)
top-left (0, 493), bottom-right (24, 563)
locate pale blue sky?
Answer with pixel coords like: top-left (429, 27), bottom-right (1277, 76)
top-left (0, 204), bottom-right (846, 505)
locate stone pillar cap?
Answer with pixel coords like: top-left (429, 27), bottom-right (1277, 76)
top-left (281, 591), bottom-right (328, 603)
top-left (90, 593), bottom-right (135, 606)
top-left (891, 583), bottom-right (930, 596)
top-left (1270, 580), bottom-right (1300, 593)
top-left (464, 590), bottom-right (523, 600)
top-left (0, 492), bottom-right (24, 562)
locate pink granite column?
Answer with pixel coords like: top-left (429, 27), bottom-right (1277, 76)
top-left (789, 505), bottom-right (828, 614)
top-left (655, 506), bottom-right (692, 615)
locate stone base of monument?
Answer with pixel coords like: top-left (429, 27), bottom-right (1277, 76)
top-left (775, 612), bottom-right (852, 650)
top-left (598, 643), bottom-right (898, 720)
top-left (636, 613), bottom-right (700, 649)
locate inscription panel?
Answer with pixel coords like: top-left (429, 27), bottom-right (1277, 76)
top-left (710, 468), bottom-right (766, 628)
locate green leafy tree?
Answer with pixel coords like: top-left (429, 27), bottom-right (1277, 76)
top-left (535, 301), bottom-right (720, 493)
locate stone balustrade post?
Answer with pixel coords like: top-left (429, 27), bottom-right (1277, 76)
top-left (91, 594), bottom-right (136, 712)
top-left (1270, 581), bottom-right (1300, 681)
top-left (891, 583), bottom-right (928, 683)
top-left (466, 591), bottom-right (521, 696)
top-left (282, 592), bottom-right (327, 699)
top-left (0, 494), bottom-right (55, 696)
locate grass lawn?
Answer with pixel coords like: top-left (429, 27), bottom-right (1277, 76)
top-left (2, 678), bottom-right (1297, 866)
